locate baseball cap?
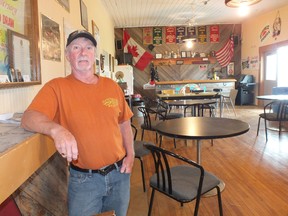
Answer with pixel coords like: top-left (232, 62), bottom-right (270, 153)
top-left (66, 30), bottom-right (97, 47)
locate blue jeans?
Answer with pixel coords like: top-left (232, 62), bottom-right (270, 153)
top-left (68, 165), bottom-right (131, 216)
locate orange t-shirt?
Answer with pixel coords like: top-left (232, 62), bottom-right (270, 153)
top-left (27, 75), bottom-right (133, 169)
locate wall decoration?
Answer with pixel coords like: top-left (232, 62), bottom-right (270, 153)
top-left (41, 14), bottom-right (61, 61)
top-left (210, 25), bottom-right (219, 43)
top-left (165, 27), bottom-right (176, 44)
top-left (92, 20), bottom-right (100, 60)
top-left (197, 26), bottom-right (207, 44)
top-left (143, 27), bottom-right (153, 45)
top-left (7, 30), bottom-right (31, 82)
top-left (272, 11), bottom-right (281, 39)
top-left (80, 0), bottom-right (88, 30)
top-left (153, 27), bottom-right (163, 45)
top-left (227, 62), bottom-right (234, 76)
top-left (56, 0), bottom-right (70, 12)
top-left (260, 25), bottom-right (270, 42)
top-left (176, 26), bottom-right (186, 43)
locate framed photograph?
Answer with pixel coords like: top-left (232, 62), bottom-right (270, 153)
top-left (186, 51), bottom-right (191, 58)
top-left (155, 53), bottom-right (162, 59)
top-left (7, 30), bottom-right (31, 82)
top-left (181, 51), bottom-right (186, 58)
top-left (56, 0), bottom-right (70, 12)
top-left (41, 14), bottom-right (61, 61)
top-left (176, 60), bottom-right (184, 65)
top-left (80, 0), bottom-right (88, 30)
top-left (109, 54), bottom-right (112, 71)
top-left (92, 20), bottom-right (100, 59)
top-left (112, 56), bottom-right (115, 72)
top-left (227, 62), bottom-right (235, 76)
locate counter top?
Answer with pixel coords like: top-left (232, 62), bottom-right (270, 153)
top-left (155, 79), bottom-right (237, 85)
top-left (0, 123), bottom-right (55, 203)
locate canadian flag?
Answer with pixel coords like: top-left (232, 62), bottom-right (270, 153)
top-left (123, 30), bottom-right (154, 71)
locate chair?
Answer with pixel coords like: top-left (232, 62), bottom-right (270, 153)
top-left (156, 100), bottom-right (183, 120)
top-left (144, 144), bottom-right (223, 216)
top-left (257, 100), bottom-right (288, 141)
top-left (131, 124), bottom-right (155, 192)
top-left (222, 89), bottom-right (238, 116)
top-left (137, 106), bottom-right (165, 142)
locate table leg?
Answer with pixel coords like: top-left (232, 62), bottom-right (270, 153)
top-left (196, 139), bottom-right (201, 164)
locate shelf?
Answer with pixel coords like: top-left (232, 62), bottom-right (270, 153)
top-left (152, 57), bottom-right (217, 66)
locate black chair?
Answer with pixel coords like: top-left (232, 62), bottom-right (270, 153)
top-left (156, 100), bottom-right (183, 120)
top-left (137, 106), bottom-right (165, 143)
top-left (144, 144), bottom-right (223, 216)
top-left (257, 100), bottom-right (288, 141)
top-left (131, 124), bottom-right (155, 192)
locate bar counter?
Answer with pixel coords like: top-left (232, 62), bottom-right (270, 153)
top-left (0, 122), bottom-right (68, 215)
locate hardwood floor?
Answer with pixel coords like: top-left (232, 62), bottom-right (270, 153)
top-left (127, 105), bottom-right (288, 216)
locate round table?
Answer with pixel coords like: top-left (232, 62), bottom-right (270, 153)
top-left (155, 117), bottom-right (250, 164)
top-left (257, 95), bottom-right (288, 100)
top-left (155, 117), bottom-right (250, 196)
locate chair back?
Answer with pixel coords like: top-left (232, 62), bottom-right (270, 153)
top-left (265, 100), bottom-right (288, 121)
top-left (138, 106), bottom-right (166, 129)
top-left (144, 144), bottom-right (204, 195)
top-left (229, 89), bottom-right (238, 105)
top-left (131, 124), bottom-right (138, 140)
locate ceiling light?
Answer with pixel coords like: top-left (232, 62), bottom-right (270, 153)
top-left (225, 0), bottom-right (262, 8)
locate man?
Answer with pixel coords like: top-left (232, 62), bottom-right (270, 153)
top-left (21, 30), bottom-right (134, 216)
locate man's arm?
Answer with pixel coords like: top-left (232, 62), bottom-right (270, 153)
top-left (21, 110), bottom-right (78, 162)
top-left (119, 120), bottom-right (134, 173)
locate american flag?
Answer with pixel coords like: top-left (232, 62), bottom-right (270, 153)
top-left (216, 36), bottom-right (234, 67)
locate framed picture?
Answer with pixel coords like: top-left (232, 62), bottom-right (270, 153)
top-left (92, 20), bottom-right (100, 59)
top-left (41, 14), bottom-right (61, 61)
top-left (56, 0), bottom-right (70, 12)
top-left (7, 30), bottom-right (31, 82)
top-left (112, 56), bottom-right (115, 72)
top-left (155, 53), bottom-right (162, 59)
top-left (181, 51), bottom-right (186, 58)
top-left (186, 51), bottom-right (191, 58)
top-left (80, 0), bottom-right (88, 30)
top-left (227, 62), bottom-right (235, 76)
top-left (176, 60), bottom-right (184, 65)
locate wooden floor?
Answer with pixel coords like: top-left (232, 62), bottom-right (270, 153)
top-left (127, 105), bottom-right (288, 216)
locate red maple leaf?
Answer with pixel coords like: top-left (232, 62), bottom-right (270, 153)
top-left (128, 45), bottom-right (139, 57)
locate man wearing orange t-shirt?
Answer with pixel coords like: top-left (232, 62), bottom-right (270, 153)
top-left (21, 30), bottom-right (134, 216)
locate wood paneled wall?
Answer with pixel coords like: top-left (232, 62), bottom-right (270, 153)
top-left (115, 25), bottom-right (241, 99)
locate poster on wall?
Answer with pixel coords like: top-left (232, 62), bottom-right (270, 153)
top-left (153, 27), bottom-right (162, 45)
top-left (165, 27), bottom-right (176, 44)
top-left (143, 27), bottom-right (153, 45)
top-left (210, 25), bottom-right (219, 43)
top-left (272, 11), bottom-right (281, 39)
top-left (176, 26), bottom-right (186, 43)
top-left (41, 14), bottom-right (61, 61)
top-left (260, 25), bottom-right (270, 42)
top-left (241, 56), bottom-right (259, 70)
top-left (197, 26), bottom-right (207, 44)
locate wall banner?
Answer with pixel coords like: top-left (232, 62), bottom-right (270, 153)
top-left (198, 26), bottom-right (207, 44)
top-left (210, 25), bottom-right (219, 43)
top-left (153, 27), bottom-right (162, 45)
top-left (165, 26), bottom-right (176, 44)
top-left (143, 27), bottom-right (153, 45)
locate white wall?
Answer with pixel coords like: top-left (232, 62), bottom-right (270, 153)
top-left (0, 0), bottom-right (115, 114)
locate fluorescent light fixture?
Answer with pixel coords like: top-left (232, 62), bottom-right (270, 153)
top-left (225, 0), bottom-right (261, 7)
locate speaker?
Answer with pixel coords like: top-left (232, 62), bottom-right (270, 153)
top-left (117, 53), bottom-right (132, 65)
top-left (116, 39), bottom-right (122, 50)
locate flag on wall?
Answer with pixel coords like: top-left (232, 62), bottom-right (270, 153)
top-left (215, 35), bottom-right (234, 67)
top-left (123, 30), bottom-right (153, 71)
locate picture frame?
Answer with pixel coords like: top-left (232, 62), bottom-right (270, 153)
top-left (7, 30), bottom-right (31, 82)
top-left (80, 0), bottom-right (88, 30)
top-left (92, 20), bottom-right (100, 59)
top-left (41, 14), bottom-right (61, 62)
top-left (56, 0), bottom-right (70, 12)
top-left (176, 60), bottom-right (184, 65)
top-left (181, 51), bottom-right (186, 58)
top-left (186, 51), bottom-right (191, 58)
top-left (155, 53), bottom-right (162, 59)
top-left (227, 62), bottom-right (235, 76)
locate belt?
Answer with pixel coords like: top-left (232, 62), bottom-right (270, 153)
top-left (70, 158), bottom-right (124, 176)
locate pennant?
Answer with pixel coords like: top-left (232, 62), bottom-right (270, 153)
top-left (123, 30), bottom-right (154, 71)
top-left (216, 36), bottom-right (234, 67)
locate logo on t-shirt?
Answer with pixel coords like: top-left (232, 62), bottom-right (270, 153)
top-left (102, 98), bottom-right (118, 107)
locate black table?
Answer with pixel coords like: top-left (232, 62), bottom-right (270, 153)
top-left (155, 117), bottom-right (250, 164)
top-left (166, 99), bottom-right (217, 117)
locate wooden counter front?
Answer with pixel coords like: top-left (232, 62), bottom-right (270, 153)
top-left (0, 128), bottom-right (55, 204)
top-left (156, 79), bottom-right (236, 85)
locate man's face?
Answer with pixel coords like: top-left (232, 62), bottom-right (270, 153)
top-left (66, 38), bottom-right (95, 73)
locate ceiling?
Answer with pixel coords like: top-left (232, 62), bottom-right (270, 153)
top-left (100, 0), bottom-right (288, 28)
